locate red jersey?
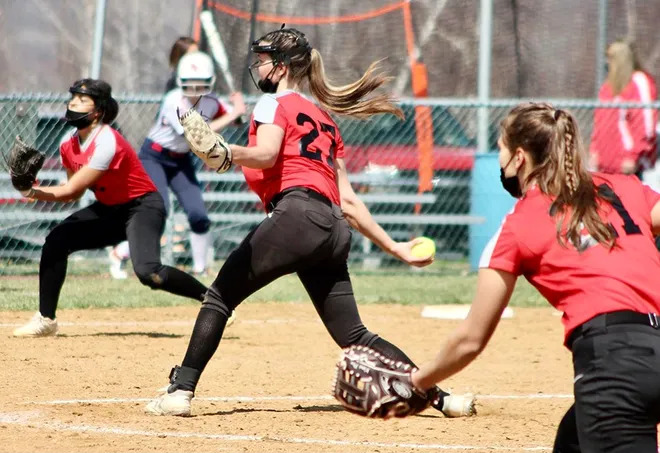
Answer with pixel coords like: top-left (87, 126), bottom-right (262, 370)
top-left (480, 173), bottom-right (660, 344)
top-left (60, 125), bottom-right (157, 205)
top-left (242, 91), bottom-right (344, 207)
top-left (590, 71), bottom-right (658, 173)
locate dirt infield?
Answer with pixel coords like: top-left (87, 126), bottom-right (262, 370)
top-left (1, 304), bottom-right (574, 452)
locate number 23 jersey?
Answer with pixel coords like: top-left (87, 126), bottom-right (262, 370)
top-left (243, 90), bottom-right (344, 207)
top-left (480, 172), bottom-right (660, 341)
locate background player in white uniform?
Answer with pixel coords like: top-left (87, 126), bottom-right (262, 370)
top-left (112, 51), bottom-right (246, 277)
top-left (109, 36), bottom-right (200, 278)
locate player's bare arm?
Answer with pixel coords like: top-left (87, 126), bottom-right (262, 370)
top-left (336, 157), bottom-right (432, 267)
top-left (29, 166), bottom-right (104, 202)
top-left (208, 93), bottom-right (247, 132)
top-left (411, 268), bottom-right (516, 390)
top-left (230, 123), bottom-right (283, 169)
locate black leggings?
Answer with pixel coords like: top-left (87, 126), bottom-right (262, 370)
top-left (39, 191), bottom-right (207, 318)
top-left (179, 189), bottom-right (416, 380)
top-left (554, 322), bottom-right (660, 452)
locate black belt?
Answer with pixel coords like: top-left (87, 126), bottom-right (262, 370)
top-left (567, 310), bottom-right (660, 350)
top-left (266, 187), bottom-right (332, 213)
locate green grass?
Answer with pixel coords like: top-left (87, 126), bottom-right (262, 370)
top-left (0, 257), bottom-right (547, 311)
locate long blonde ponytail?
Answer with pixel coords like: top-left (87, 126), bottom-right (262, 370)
top-left (253, 27), bottom-right (403, 120)
top-left (307, 50), bottom-right (403, 119)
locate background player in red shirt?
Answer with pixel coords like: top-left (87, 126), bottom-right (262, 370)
top-left (145, 26), bottom-right (475, 418)
top-left (408, 103), bottom-right (660, 452)
top-left (12, 79), bottom-right (208, 337)
top-left (589, 40), bottom-right (657, 178)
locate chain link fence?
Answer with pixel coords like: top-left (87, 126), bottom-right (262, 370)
top-left (1, 95), bottom-right (659, 275)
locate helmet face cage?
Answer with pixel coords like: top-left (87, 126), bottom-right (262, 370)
top-left (68, 81), bottom-right (106, 115)
top-left (178, 77), bottom-right (216, 96)
top-left (250, 26), bottom-right (311, 66)
top-left (69, 85), bottom-right (102, 99)
top-left (248, 27), bottom-right (311, 90)
top-left (68, 79), bottom-right (110, 103)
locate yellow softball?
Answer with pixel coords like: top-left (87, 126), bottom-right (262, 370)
top-left (411, 236), bottom-right (436, 258)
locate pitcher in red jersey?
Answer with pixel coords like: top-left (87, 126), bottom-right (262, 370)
top-left (145, 26), bottom-right (475, 419)
top-left (12, 79), bottom-right (208, 337)
top-left (409, 102), bottom-right (660, 452)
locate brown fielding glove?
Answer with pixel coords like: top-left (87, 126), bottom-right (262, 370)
top-left (6, 135), bottom-right (45, 192)
top-left (177, 107), bottom-right (232, 173)
top-left (333, 345), bottom-right (439, 418)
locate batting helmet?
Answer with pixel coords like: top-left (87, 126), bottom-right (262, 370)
top-left (177, 51), bottom-right (216, 96)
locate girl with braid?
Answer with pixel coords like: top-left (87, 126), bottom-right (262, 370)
top-left (145, 25), bottom-right (475, 418)
top-left (409, 103), bottom-right (660, 452)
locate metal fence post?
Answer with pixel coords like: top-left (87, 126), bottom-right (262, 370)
top-left (90, 0), bottom-right (107, 79)
top-left (595, 0), bottom-right (608, 96)
top-left (477, 0), bottom-right (493, 154)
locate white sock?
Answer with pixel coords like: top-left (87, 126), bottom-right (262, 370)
top-left (115, 241), bottom-right (130, 260)
top-left (190, 231), bottom-right (211, 273)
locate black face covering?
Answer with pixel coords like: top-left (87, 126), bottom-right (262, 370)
top-left (499, 155), bottom-right (522, 198)
top-left (249, 63), bottom-right (280, 93)
top-left (499, 168), bottom-right (522, 198)
top-left (65, 109), bottom-right (95, 129)
top-left (257, 78), bottom-right (279, 94)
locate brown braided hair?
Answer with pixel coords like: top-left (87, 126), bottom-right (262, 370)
top-left (500, 103), bottom-right (616, 249)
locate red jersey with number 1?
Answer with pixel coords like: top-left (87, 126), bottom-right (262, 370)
top-left (243, 90), bottom-right (344, 207)
top-left (479, 173), bottom-right (660, 344)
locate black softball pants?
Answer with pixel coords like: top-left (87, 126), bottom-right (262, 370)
top-left (39, 191), bottom-right (207, 318)
top-left (179, 188), bottom-right (416, 378)
top-left (553, 313), bottom-right (660, 453)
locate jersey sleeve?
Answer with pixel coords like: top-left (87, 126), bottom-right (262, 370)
top-left (88, 127), bottom-right (120, 170)
top-left (212, 98), bottom-right (230, 119)
top-left (642, 182), bottom-right (660, 211)
top-left (162, 92), bottom-right (185, 136)
top-left (58, 131), bottom-right (74, 170)
top-left (478, 214), bottom-right (522, 274)
top-left (252, 94), bottom-right (287, 130)
top-left (334, 129), bottom-right (345, 160)
top-left (625, 72), bottom-right (657, 161)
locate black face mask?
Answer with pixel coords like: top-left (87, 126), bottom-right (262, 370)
top-left (499, 168), bottom-right (522, 198)
top-left (249, 61), bottom-right (281, 94)
top-left (257, 78), bottom-right (279, 94)
top-left (499, 156), bottom-right (522, 198)
top-left (65, 108), bottom-right (95, 129)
